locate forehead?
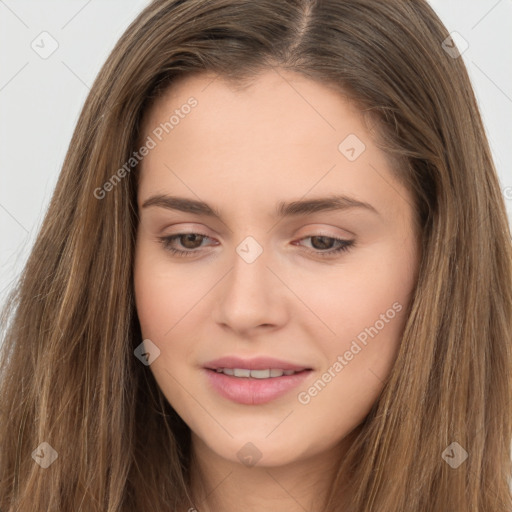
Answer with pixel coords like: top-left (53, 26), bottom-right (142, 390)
top-left (137, 69), bottom-right (412, 224)
top-left (142, 69), bottom-right (366, 149)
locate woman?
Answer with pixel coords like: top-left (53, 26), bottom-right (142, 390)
top-left (1, 0), bottom-right (511, 510)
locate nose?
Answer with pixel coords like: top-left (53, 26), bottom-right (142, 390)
top-left (212, 243), bottom-right (289, 337)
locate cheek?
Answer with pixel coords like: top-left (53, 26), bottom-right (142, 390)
top-left (291, 294), bottom-right (410, 452)
top-left (133, 250), bottom-right (198, 411)
top-left (289, 239), bottom-right (416, 353)
top-left (133, 244), bottom-right (207, 339)
top-left (133, 243), bottom-right (216, 389)
top-left (304, 240), bottom-right (416, 412)
top-left (134, 264), bottom-right (172, 341)
top-left (289, 241), bottom-right (415, 423)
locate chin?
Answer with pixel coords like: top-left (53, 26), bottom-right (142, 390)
top-left (198, 431), bottom-right (314, 469)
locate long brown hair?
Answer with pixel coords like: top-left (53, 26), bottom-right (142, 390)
top-left (1, 0), bottom-right (511, 510)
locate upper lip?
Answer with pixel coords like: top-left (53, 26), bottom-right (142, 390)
top-left (204, 356), bottom-right (312, 371)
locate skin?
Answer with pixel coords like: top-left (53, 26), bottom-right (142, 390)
top-left (133, 68), bottom-right (421, 512)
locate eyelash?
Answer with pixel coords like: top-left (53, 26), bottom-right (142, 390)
top-left (157, 232), bottom-right (355, 259)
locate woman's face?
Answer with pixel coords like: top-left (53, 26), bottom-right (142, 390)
top-left (134, 69), bottom-right (420, 468)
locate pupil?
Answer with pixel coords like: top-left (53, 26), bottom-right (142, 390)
top-left (182, 234), bottom-right (202, 249)
top-left (311, 236), bottom-right (332, 250)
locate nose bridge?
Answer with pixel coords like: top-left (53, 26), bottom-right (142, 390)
top-left (213, 233), bottom-right (286, 332)
top-left (228, 234), bottom-right (271, 301)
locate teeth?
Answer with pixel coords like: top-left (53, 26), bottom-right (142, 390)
top-left (233, 368), bottom-right (251, 378)
top-left (248, 369), bottom-right (270, 378)
top-left (215, 368), bottom-right (301, 378)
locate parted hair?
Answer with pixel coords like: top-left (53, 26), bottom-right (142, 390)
top-left (1, 0), bottom-right (511, 510)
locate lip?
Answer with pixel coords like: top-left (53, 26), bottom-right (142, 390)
top-left (202, 356), bottom-right (313, 405)
top-left (203, 368), bottom-right (312, 405)
top-left (203, 356), bottom-right (312, 372)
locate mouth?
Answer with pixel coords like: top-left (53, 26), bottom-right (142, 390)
top-left (202, 356), bottom-right (314, 405)
top-left (204, 355), bottom-right (312, 373)
top-left (207, 367), bottom-right (310, 378)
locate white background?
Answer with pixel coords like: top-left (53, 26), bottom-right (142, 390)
top-left (1, 0), bottom-right (511, 311)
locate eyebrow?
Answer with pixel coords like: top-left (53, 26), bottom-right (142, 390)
top-left (141, 194), bottom-right (379, 220)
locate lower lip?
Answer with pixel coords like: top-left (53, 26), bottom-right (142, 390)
top-left (203, 368), bottom-right (312, 405)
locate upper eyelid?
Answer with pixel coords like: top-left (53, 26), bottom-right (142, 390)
top-left (161, 222), bottom-right (354, 239)
top-left (163, 231), bottom-right (352, 246)
top-left (160, 233), bottom-right (355, 261)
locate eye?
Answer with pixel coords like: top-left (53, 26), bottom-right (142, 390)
top-left (157, 232), bottom-right (214, 257)
top-left (157, 233), bottom-right (355, 259)
top-left (293, 235), bottom-right (355, 258)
